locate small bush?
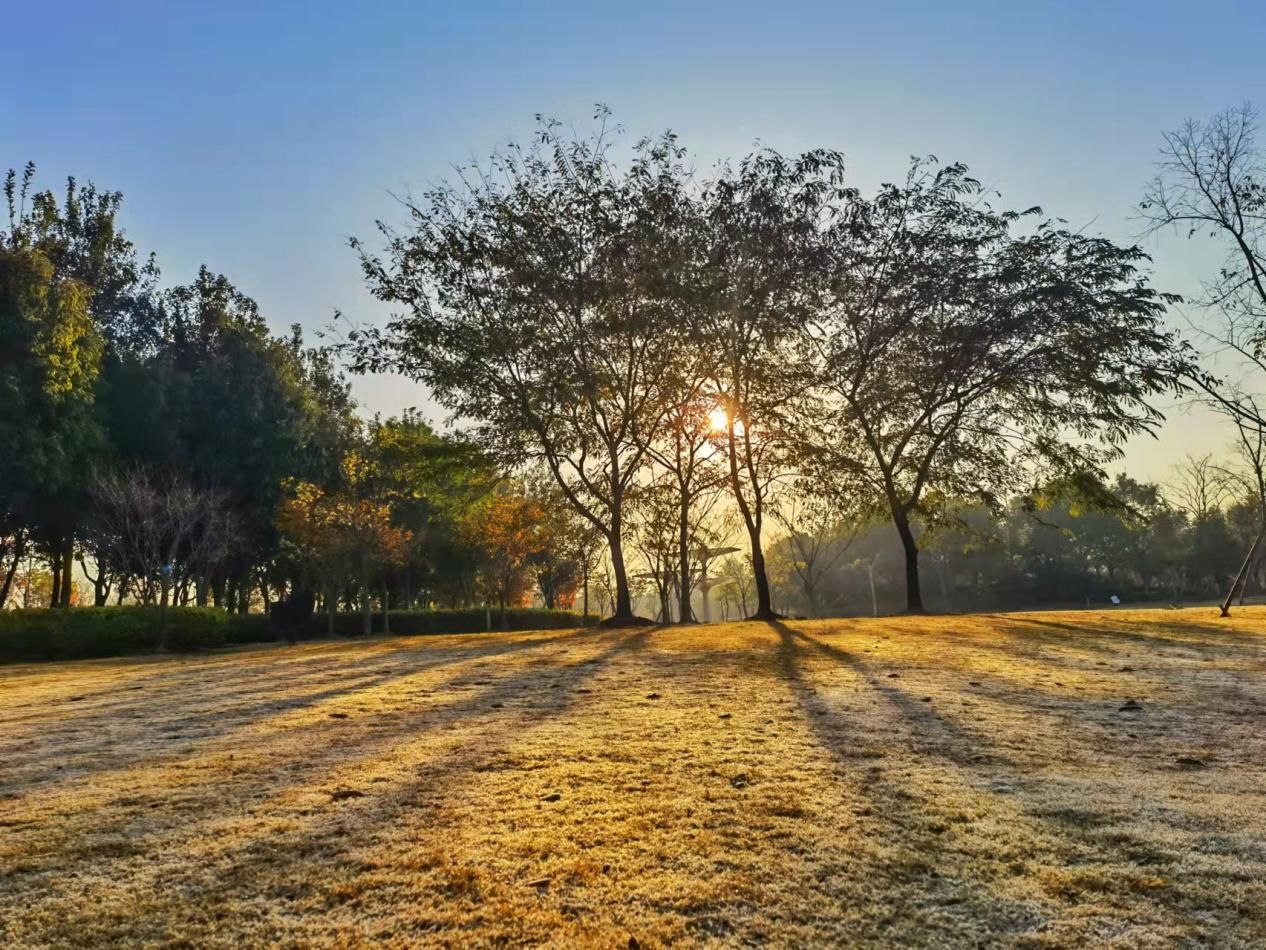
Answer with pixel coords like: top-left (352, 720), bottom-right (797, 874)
top-left (0, 605), bottom-right (596, 662)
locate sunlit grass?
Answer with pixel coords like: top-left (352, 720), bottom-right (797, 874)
top-left (2, 607), bottom-right (1265, 946)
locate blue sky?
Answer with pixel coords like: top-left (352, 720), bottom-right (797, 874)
top-left (4, 1), bottom-right (1265, 479)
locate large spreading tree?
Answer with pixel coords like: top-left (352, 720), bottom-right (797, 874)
top-left (350, 114), bottom-right (689, 623)
top-left (813, 160), bottom-right (1183, 612)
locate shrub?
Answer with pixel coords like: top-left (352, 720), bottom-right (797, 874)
top-left (367, 607), bottom-right (597, 636)
top-left (0, 605), bottom-right (596, 662)
top-left (0, 607), bottom-right (233, 661)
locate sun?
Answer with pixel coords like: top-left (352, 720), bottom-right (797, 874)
top-left (708, 407), bottom-right (730, 433)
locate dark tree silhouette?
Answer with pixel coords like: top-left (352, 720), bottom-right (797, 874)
top-left (814, 160), bottom-right (1182, 612)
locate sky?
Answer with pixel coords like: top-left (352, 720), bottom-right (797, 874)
top-left (4, 0), bottom-right (1265, 482)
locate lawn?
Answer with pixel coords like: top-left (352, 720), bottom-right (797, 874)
top-left (2, 608), bottom-right (1266, 948)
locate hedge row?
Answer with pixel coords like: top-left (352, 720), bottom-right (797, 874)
top-left (0, 606), bottom-right (596, 662)
top-left (318, 607), bottom-right (598, 637)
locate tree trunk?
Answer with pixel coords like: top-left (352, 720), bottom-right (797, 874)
top-left (382, 584), bottom-right (391, 634)
top-left (360, 553), bottom-right (372, 636)
top-left (50, 554), bottom-right (62, 607)
top-left (158, 581), bottom-right (170, 651)
top-left (726, 421), bottom-right (774, 620)
top-left (1221, 523), bottom-right (1266, 617)
top-left (746, 524), bottom-right (775, 620)
top-left (94, 573), bottom-right (109, 606)
top-left (582, 561), bottom-right (590, 623)
top-left (59, 539), bottom-right (73, 606)
top-left (326, 577), bottom-right (337, 636)
top-left (0, 531), bottom-right (26, 609)
top-left (607, 528), bottom-right (635, 621)
top-left (895, 515), bottom-right (925, 614)
top-left (677, 493), bottom-right (693, 624)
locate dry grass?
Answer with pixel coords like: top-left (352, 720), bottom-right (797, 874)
top-left (3, 607), bottom-right (1266, 948)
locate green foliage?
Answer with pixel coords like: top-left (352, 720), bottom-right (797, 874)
top-left (0, 607), bottom-right (240, 660)
top-left (0, 606), bottom-right (595, 662)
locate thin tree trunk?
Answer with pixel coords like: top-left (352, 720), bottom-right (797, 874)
top-left (382, 584), bottom-right (390, 634)
top-left (677, 492), bottom-right (693, 624)
top-left (50, 553), bottom-right (62, 607)
top-left (726, 421), bottom-right (775, 620)
top-left (1221, 523), bottom-right (1266, 617)
top-left (158, 581), bottom-right (170, 650)
top-left (0, 531), bottom-right (26, 608)
top-left (894, 515), bottom-right (925, 614)
top-left (360, 553), bottom-right (372, 635)
top-left (582, 561), bottom-right (590, 623)
top-left (60, 539), bottom-right (74, 606)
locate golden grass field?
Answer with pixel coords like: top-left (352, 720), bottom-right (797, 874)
top-left (3, 607), bottom-right (1266, 948)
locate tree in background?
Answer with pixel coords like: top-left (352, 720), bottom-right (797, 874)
top-left (276, 455), bottom-right (412, 636)
top-left (366, 411), bottom-right (498, 610)
top-left (85, 468), bottom-right (234, 646)
top-left (1142, 105), bottom-right (1266, 614)
top-left (768, 484), bottom-right (855, 617)
top-left (461, 484), bottom-right (545, 614)
top-left (1, 170), bottom-right (106, 607)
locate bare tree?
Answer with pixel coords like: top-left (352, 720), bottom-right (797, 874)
top-left (1168, 454), bottom-right (1234, 523)
top-left (1142, 105), bottom-right (1266, 428)
top-left (86, 468), bottom-right (234, 646)
top-left (770, 484), bottom-right (855, 617)
top-left (1143, 106), bottom-right (1266, 615)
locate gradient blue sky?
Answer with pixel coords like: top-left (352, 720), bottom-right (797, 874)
top-left (4, 1), bottom-right (1265, 479)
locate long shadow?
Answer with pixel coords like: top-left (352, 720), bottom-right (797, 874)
top-left (0, 628), bottom-right (582, 788)
top-left (1, 626), bottom-right (659, 880)
top-left (772, 620), bottom-right (1254, 943)
top-left (1001, 615), bottom-right (1266, 660)
top-left (768, 620), bottom-right (1045, 943)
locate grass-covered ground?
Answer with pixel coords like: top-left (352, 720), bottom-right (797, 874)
top-left (2, 608), bottom-right (1266, 948)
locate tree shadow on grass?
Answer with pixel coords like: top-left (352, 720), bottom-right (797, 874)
top-left (5, 626), bottom-right (669, 946)
top-left (0, 625), bottom-right (660, 904)
top-left (767, 619), bottom-right (1048, 945)
top-left (0, 628), bottom-right (585, 788)
top-left (769, 620), bottom-right (1266, 947)
top-left (998, 615), bottom-right (1266, 660)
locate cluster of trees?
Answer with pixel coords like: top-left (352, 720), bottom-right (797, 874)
top-left (350, 109), bottom-right (1189, 621)
top-left (754, 459), bottom-right (1266, 618)
top-left (0, 165), bottom-right (591, 619)
top-left (8, 102), bottom-right (1264, 626)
